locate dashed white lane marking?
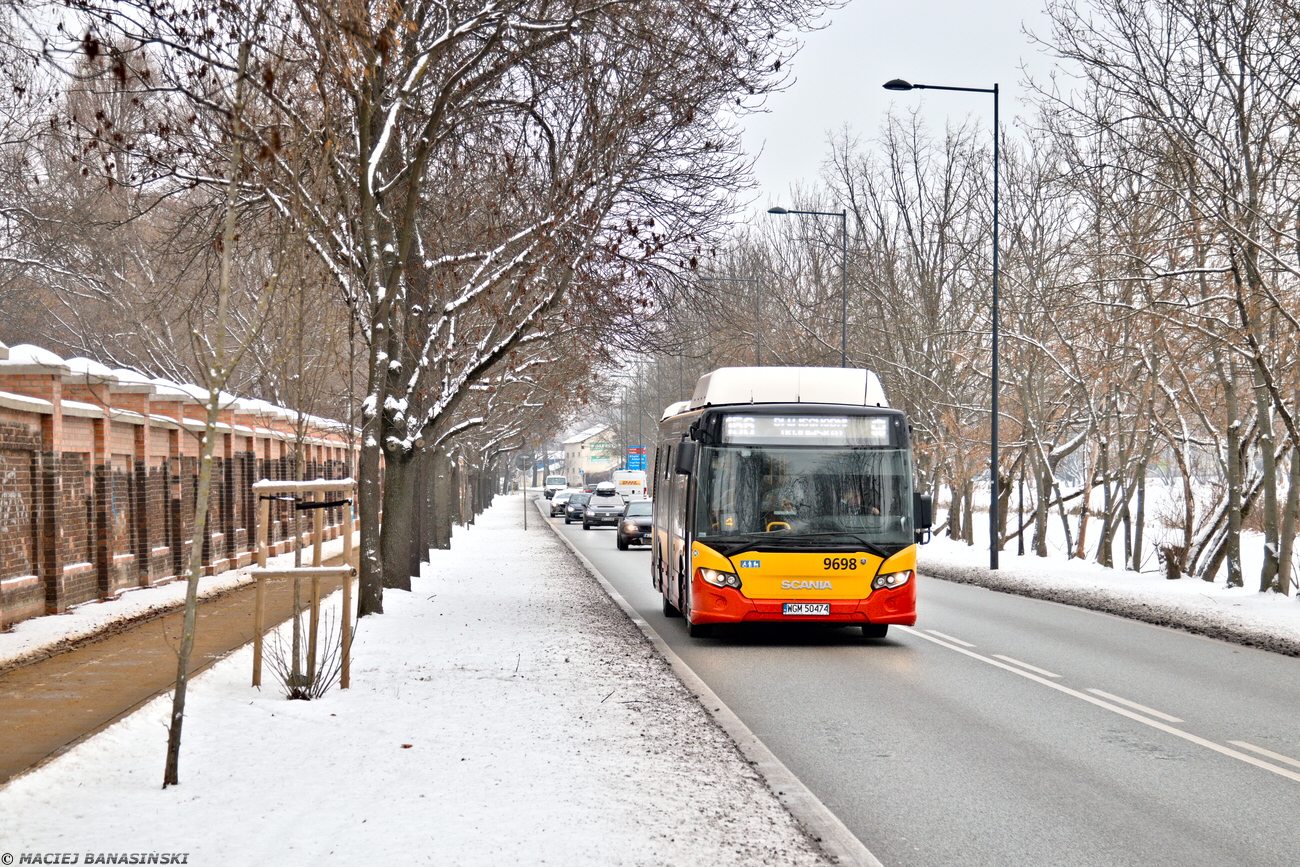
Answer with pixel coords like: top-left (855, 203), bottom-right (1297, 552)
top-left (1230, 741), bottom-right (1300, 770)
top-left (1086, 689), bottom-right (1183, 723)
top-left (925, 629), bottom-right (975, 647)
top-left (898, 626), bottom-right (1300, 785)
top-left (993, 654), bottom-right (1060, 678)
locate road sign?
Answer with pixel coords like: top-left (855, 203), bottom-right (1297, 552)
top-left (627, 446), bottom-right (646, 471)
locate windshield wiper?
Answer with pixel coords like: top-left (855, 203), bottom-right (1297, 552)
top-left (782, 531), bottom-right (892, 559)
top-left (699, 531), bottom-right (893, 559)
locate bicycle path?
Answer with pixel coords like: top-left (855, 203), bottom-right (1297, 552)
top-left (0, 552), bottom-right (354, 785)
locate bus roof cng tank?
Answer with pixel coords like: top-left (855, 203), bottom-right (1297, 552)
top-left (687, 366), bottom-right (888, 410)
top-left (660, 400), bottom-right (692, 421)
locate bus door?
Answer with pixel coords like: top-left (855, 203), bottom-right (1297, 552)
top-left (653, 443), bottom-right (674, 594)
top-left (670, 451), bottom-right (692, 609)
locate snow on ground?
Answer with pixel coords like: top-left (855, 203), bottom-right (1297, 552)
top-left (921, 527), bottom-right (1300, 657)
top-left (921, 480), bottom-right (1300, 655)
top-left (0, 535), bottom-right (353, 671)
top-left (0, 496), bottom-right (832, 867)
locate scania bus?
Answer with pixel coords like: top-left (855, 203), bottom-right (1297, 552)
top-left (650, 367), bottom-right (931, 638)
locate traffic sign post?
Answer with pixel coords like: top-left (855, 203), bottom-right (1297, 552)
top-left (628, 446), bottom-right (645, 472)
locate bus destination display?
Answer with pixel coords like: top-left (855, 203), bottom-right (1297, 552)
top-left (721, 414), bottom-right (894, 446)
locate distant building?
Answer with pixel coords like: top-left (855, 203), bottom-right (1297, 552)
top-left (562, 426), bottom-right (617, 485)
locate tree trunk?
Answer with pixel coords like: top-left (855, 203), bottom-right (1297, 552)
top-left (1173, 433), bottom-right (1194, 575)
top-left (961, 481), bottom-right (974, 546)
top-left (1255, 369), bottom-right (1280, 592)
top-left (1075, 439), bottom-right (1097, 561)
top-left (433, 449), bottom-right (453, 550)
top-left (1277, 431), bottom-right (1299, 597)
top-left (380, 450), bottom-right (416, 591)
top-left (1034, 466), bottom-right (1050, 557)
top-left (1121, 492), bottom-right (1132, 571)
top-left (949, 478), bottom-right (963, 541)
top-left (408, 447), bottom-right (423, 577)
top-left (450, 459), bottom-right (464, 527)
top-left (1225, 367), bottom-right (1244, 588)
top-left (1097, 438), bottom-right (1115, 568)
top-left (1017, 468), bottom-right (1025, 557)
top-left (357, 430), bottom-right (386, 615)
top-left (1132, 463), bottom-right (1147, 572)
top-left (1053, 473), bottom-right (1075, 557)
top-left (996, 466), bottom-right (1013, 553)
top-left (163, 396), bottom-right (221, 787)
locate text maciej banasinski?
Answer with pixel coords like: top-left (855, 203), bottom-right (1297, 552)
top-left (12, 855), bottom-right (190, 865)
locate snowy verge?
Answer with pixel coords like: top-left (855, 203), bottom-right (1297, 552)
top-left (0, 496), bottom-right (833, 866)
top-left (919, 536), bottom-right (1300, 657)
top-left (0, 534), bottom-right (355, 672)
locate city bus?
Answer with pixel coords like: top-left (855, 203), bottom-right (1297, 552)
top-left (650, 367), bottom-right (931, 638)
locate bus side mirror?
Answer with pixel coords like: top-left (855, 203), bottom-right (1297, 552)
top-left (914, 492), bottom-right (932, 545)
top-left (674, 442), bottom-right (696, 475)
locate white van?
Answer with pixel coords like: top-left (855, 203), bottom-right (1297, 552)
top-left (543, 475), bottom-right (568, 498)
top-left (611, 470), bottom-right (648, 502)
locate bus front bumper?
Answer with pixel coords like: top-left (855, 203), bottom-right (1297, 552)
top-left (689, 579), bottom-right (916, 626)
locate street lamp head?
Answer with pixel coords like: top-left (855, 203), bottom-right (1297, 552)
top-left (767, 206), bottom-right (789, 215)
top-left (883, 79), bottom-right (915, 91)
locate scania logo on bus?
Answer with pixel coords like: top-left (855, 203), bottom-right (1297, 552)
top-left (781, 580), bottom-right (833, 590)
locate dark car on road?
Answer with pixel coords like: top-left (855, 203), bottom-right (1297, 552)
top-left (564, 492), bottom-right (591, 524)
top-left (616, 500), bottom-right (653, 550)
top-left (583, 483), bottom-right (625, 530)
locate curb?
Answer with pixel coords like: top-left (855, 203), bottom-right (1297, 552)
top-left (533, 497), bottom-right (883, 867)
top-left (918, 560), bottom-right (1300, 658)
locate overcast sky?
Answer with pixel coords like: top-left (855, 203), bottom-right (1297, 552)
top-left (741, 0), bottom-right (1060, 210)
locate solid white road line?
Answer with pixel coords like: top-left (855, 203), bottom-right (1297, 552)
top-left (993, 654), bottom-right (1060, 678)
top-left (925, 629), bottom-right (976, 647)
top-left (898, 626), bottom-right (1300, 785)
top-left (1230, 741), bottom-right (1300, 770)
top-left (1086, 689), bottom-right (1183, 723)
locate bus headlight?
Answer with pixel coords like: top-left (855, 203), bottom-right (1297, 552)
top-left (872, 570), bottom-right (913, 591)
top-left (698, 568), bottom-right (742, 590)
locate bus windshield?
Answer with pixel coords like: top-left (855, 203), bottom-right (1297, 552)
top-left (695, 444), bottom-right (913, 556)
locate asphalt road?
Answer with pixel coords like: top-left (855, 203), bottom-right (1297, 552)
top-left (547, 502), bottom-right (1300, 867)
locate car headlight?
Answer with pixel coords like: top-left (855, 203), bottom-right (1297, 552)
top-left (698, 568), bottom-right (742, 590)
top-left (872, 570), bottom-right (913, 591)
top-left (624, 522), bottom-right (638, 532)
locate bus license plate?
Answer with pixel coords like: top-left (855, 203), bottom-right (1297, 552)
top-left (783, 603), bottom-right (830, 616)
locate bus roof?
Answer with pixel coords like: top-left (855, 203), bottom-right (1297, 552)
top-left (686, 367), bottom-right (888, 411)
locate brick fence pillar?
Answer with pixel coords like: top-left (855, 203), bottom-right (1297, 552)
top-left (11, 368), bottom-right (71, 613)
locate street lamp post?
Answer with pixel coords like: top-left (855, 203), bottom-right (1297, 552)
top-left (700, 275), bottom-right (763, 365)
top-left (766, 206), bottom-right (849, 367)
top-left (884, 77), bottom-right (1001, 570)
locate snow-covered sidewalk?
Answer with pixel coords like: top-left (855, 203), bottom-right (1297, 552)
top-left (0, 496), bottom-right (831, 866)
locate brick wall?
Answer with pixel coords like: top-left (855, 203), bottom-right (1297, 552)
top-left (0, 344), bottom-right (358, 629)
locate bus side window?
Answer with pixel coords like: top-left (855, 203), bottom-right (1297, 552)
top-left (673, 466), bottom-right (688, 541)
top-left (663, 445), bottom-right (678, 537)
top-left (662, 443), bottom-right (674, 526)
